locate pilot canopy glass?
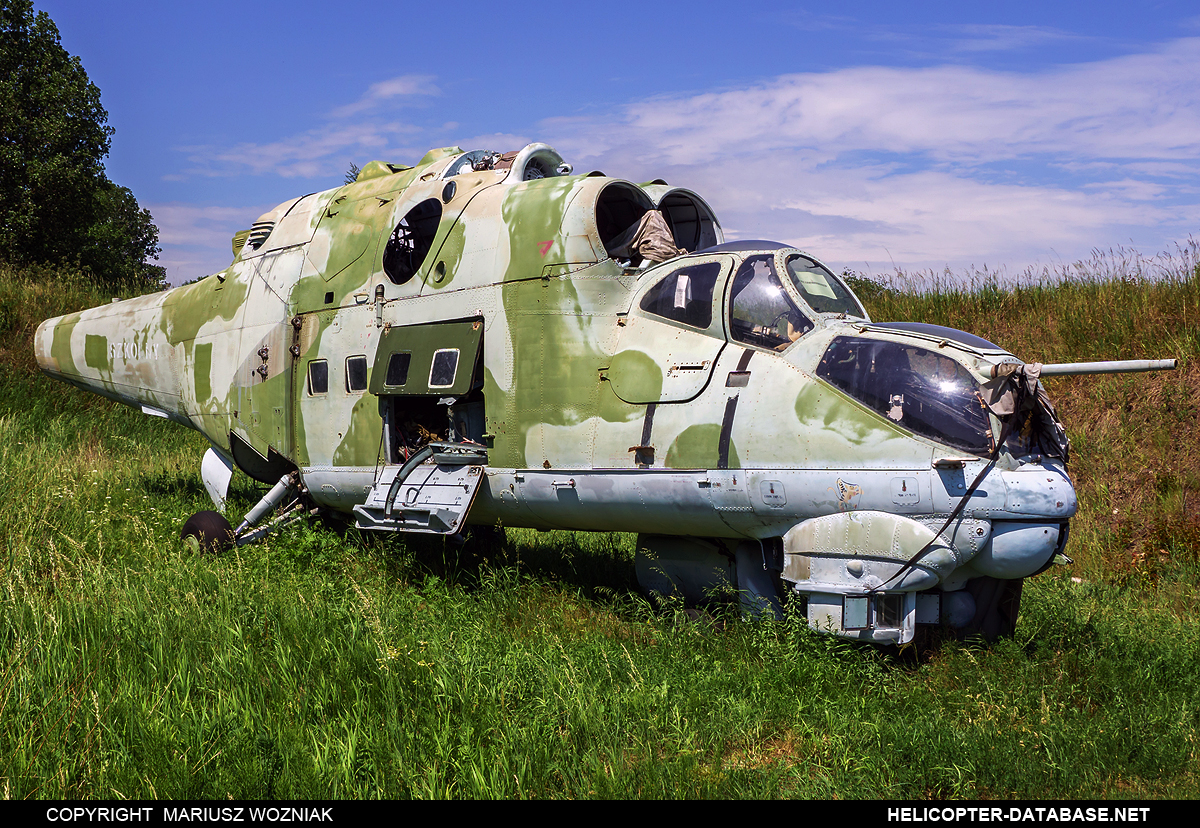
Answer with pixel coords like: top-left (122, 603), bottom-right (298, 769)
top-left (730, 255), bottom-right (813, 350)
top-left (817, 337), bottom-right (993, 455)
top-left (784, 255), bottom-right (865, 318)
top-left (639, 261), bottom-right (721, 329)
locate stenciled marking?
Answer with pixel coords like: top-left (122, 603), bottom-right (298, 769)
top-left (109, 341), bottom-right (163, 361)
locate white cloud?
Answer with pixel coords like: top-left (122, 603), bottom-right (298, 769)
top-left (148, 202), bottom-right (273, 285)
top-left (151, 203), bottom-right (265, 247)
top-left (330, 74), bottom-right (439, 118)
top-left (176, 74), bottom-right (440, 180)
top-left (552, 38), bottom-right (1200, 165)
top-left (180, 121), bottom-right (425, 179)
top-left (163, 39), bottom-right (1200, 281)
top-left (542, 38), bottom-right (1200, 274)
top-left (450, 131), bottom-right (531, 152)
top-left (653, 157), bottom-right (1190, 272)
top-left (941, 24), bottom-right (1085, 53)
top-left (159, 75), bottom-right (449, 279)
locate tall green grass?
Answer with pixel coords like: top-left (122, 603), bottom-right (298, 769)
top-left (0, 259), bottom-right (1197, 799)
top-left (848, 244), bottom-right (1200, 590)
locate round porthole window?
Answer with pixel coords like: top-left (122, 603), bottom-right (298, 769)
top-left (382, 198), bottom-right (442, 285)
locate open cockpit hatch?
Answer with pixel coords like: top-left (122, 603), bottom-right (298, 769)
top-left (593, 182), bottom-right (725, 266)
top-left (641, 184), bottom-right (723, 254)
top-left (595, 182), bottom-right (655, 262)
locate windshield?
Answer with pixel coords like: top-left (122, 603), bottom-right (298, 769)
top-left (784, 255), bottom-right (866, 317)
top-left (817, 336), bottom-right (993, 455)
top-left (729, 255), bottom-right (813, 350)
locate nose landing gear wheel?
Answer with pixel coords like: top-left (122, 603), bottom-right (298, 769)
top-left (181, 510), bottom-right (234, 554)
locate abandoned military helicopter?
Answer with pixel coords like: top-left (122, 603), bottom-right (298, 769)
top-left (35, 142), bottom-right (1176, 644)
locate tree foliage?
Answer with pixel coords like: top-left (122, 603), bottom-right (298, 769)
top-left (0, 0), bottom-right (164, 288)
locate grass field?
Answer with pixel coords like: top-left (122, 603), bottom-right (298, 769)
top-left (0, 255), bottom-right (1197, 799)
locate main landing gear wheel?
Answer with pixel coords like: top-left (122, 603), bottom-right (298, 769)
top-left (181, 510), bottom-right (234, 555)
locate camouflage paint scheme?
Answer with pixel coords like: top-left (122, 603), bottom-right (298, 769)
top-left (35, 143), bottom-right (1078, 645)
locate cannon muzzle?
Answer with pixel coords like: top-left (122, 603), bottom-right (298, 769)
top-left (1037, 359), bottom-right (1177, 376)
top-left (990, 359), bottom-right (1177, 378)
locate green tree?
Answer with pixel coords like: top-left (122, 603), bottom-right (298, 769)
top-left (0, 0), bottom-right (164, 288)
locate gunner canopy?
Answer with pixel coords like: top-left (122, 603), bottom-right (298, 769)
top-left (817, 336), bottom-right (993, 455)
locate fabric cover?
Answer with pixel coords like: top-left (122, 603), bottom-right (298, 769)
top-left (610, 210), bottom-right (685, 263)
top-left (981, 362), bottom-right (1070, 460)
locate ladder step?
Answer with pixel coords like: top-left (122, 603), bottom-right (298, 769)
top-left (353, 445), bottom-right (487, 535)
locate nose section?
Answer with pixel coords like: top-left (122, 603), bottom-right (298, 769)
top-left (972, 521), bottom-right (1063, 579)
top-left (962, 460), bottom-right (1076, 580)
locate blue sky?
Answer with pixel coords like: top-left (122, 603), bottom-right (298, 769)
top-left (36, 1), bottom-right (1200, 284)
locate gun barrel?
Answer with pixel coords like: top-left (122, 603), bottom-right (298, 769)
top-left (1039, 359), bottom-right (1177, 376)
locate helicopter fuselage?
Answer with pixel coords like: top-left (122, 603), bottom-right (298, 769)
top-left (35, 143), bottom-right (1078, 644)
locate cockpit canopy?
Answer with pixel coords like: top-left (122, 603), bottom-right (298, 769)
top-left (784, 254), bottom-right (864, 317)
top-left (817, 336), bottom-right (994, 456)
top-left (728, 254), bottom-right (814, 350)
top-left (442, 144), bottom-right (573, 181)
top-left (635, 245), bottom-right (868, 351)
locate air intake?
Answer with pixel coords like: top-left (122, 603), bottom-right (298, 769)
top-left (246, 221), bottom-right (275, 250)
top-left (231, 229), bottom-right (250, 256)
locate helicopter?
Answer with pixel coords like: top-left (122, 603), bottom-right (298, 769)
top-left (34, 142), bottom-right (1176, 645)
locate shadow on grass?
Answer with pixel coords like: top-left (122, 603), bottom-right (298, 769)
top-left (139, 470), bottom-right (209, 500)
top-left (340, 522), bottom-right (642, 605)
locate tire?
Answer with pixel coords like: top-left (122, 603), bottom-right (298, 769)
top-left (181, 510), bottom-right (234, 554)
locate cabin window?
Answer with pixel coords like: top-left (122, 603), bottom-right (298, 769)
top-left (346, 355), bottom-right (368, 393)
top-left (383, 198), bottom-right (442, 285)
top-left (729, 255), bottom-right (812, 350)
top-left (843, 594), bottom-right (904, 630)
top-left (784, 255), bottom-right (865, 317)
top-left (307, 360), bottom-right (329, 395)
top-left (639, 262), bottom-right (721, 329)
top-left (444, 149), bottom-right (498, 178)
top-left (875, 594), bottom-right (905, 628)
top-left (385, 352), bottom-right (411, 387)
top-left (429, 349), bottom-right (459, 388)
top-left (816, 336), bottom-right (992, 456)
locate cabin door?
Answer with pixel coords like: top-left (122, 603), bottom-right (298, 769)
top-left (233, 247), bottom-right (305, 479)
top-left (291, 303), bottom-right (380, 470)
top-left (352, 318), bottom-right (488, 535)
top-left (606, 254), bottom-right (734, 404)
top-left (369, 318), bottom-right (487, 456)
